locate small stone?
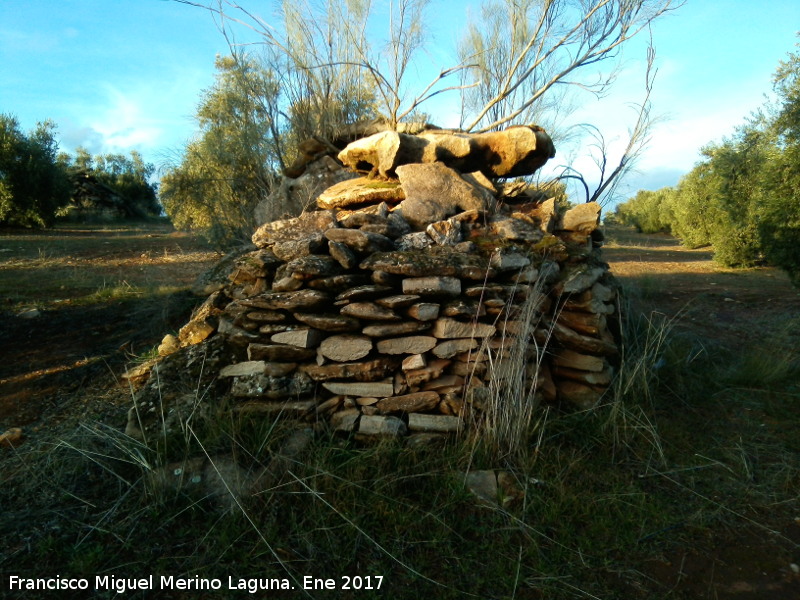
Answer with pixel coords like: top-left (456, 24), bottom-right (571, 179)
top-left (432, 338), bottom-right (479, 359)
top-left (358, 415), bottom-right (407, 437)
top-left (422, 375), bottom-right (464, 392)
top-left (376, 335), bottom-right (438, 355)
top-left (336, 285), bottom-right (394, 303)
top-left (292, 313), bottom-right (362, 332)
top-left (178, 319), bottom-right (215, 345)
top-left (322, 380), bottom-right (395, 397)
top-left (331, 409), bottom-right (360, 432)
top-left (271, 276), bottom-right (303, 292)
top-left (395, 231), bottom-right (434, 251)
top-left (318, 334), bottom-right (373, 362)
top-left (375, 294), bottom-right (421, 309)
top-left (553, 365), bottom-right (613, 387)
top-left (340, 302), bottom-right (400, 321)
top-left (407, 414), bottom-right (462, 433)
top-left (559, 265), bottom-right (607, 294)
top-left (557, 310), bottom-right (607, 337)
top-left (325, 228), bottom-right (395, 253)
top-left (247, 343), bottom-right (316, 362)
top-left (271, 328), bottom-right (324, 348)
top-left (406, 302), bottom-right (440, 321)
top-left (402, 354), bottom-right (427, 370)
top-left (316, 396), bottom-right (343, 416)
top-left (246, 310), bottom-right (288, 323)
top-left (557, 380), bottom-right (604, 409)
top-left (377, 391), bottom-right (440, 414)
top-left (0, 427), bottom-right (23, 448)
top-left (489, 216), bottom-right (544, 242)
top-left (561, 202), bottom-right (601, 233)
top-left (317, 176), bottom-right (405, 209)
top-left (252, 210), bottom-right (337, 250)
top-left (219, 361), bottom-right (266, 377)
top-left (489, 250), bottom-right (531, 271)
top-left (231, 371), bottom-right (314, 399)
top-left (361, 248), bottom-right (493, 280)
top-left (402, 276), bottom-right (461, 297)
top-left (368, 272), bottom-right (398, 288)
top-left (271, 236), bottom-right (326, 262)
top-left (338, 206), bottom-right (389, 228)
top-left (356, 397), bottom-right (380, 406)
top-left (362, 321), bottom-right (432, 337)
top-left (426, 219), bottom-right (462, 245)
top-left (307, 274), bottom-right (371, 292)
top-left (16, 308), bottom-right (40, 319)
top-left (300, 357), bottom-right (399, 382)
top-left (549, 321), bottom-right (618, 356)
top-left (404, 358), bottom-right (451, 387)
top-left (328, 240), bottom-right (358, 269)
top-left (552, 349), bottom-right (607, 372)
top-left (258, 323), bottom-right (299, 335)
top-left (158, 333), bottom-right (181, 356)
top-left (242, 289), bottom-right (331, 311)
top-left (285, 255), bottom-right (343, 280)
top-left (264, 362), bottom-right (298, 377)
top-left (432, 318), bottom-right (496, 339)
top-left (442, 299), bottom-right (485, 319)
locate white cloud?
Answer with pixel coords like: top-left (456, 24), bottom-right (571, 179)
top-left (84, 86), bottom-right (162, 152)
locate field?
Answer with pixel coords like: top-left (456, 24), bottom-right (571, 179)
top-left (0, 221), bottom-right (798, 599)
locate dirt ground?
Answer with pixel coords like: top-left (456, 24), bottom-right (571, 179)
top-left (0, 222), bottom-right (218, 434)
top-left (0, 222), bottom-right (798, 599)
top-left (603, 225), bottom-right (800, 599)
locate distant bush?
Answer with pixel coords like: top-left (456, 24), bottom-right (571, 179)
top-left (0, 115), bottom-right (71, 227)
top-left (617, 39), bottom-right (800, 283)
top-left (614, 188), bottom-right (674, 234)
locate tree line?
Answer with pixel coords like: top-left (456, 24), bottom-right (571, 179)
top-left (0, 114), bottom-right (159, 227)
top-left (613, 42), bottom-right (800, 286)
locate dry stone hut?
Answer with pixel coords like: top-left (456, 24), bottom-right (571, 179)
top-left (127, 125), bottom-right (620, 442)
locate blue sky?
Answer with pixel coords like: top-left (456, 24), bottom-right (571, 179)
top-left (1, 0), bottom-right (799, 198)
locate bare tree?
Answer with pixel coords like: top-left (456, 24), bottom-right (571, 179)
top-left (174, 0), bottom-right (678, 204)
top-left (556, 42), bottom-right (660, 205)
top-left (458, 0), bottom-right (677, 133)
top-left (173, 0), bottom-right (478, 131)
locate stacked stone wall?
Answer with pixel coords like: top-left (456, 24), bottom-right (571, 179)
top-left (129, 127), bottom-right (619, 441)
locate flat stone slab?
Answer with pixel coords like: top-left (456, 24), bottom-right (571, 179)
top-left (252, 210), bottom-right (338, 249)
top-left (362, 321), bottom-right (432, 337)
top-left (340, 302), bottom-right (400, 321)
top-left (317, 177), bottom-right (405, 210)
top-left (407, 413), bottom-right (462, 433)
top-left (432, 318), bottom-right (496, 339)
top-left (292, 313), bottom-right (362, 332)
top-left (231, 371), bottom-right (314, 399)
top-left (240, 290), bottom-right (331, 311)
top-left (322, 380), bottom-right (395, 397)
top-left (234, 399), bottom-right (317, 415)
top-left (247, 343), bottom-right (317, 362)
top-left (376, 391), bottom-right (440, 414)
top-left (358, 415), bottom-right (408, 437)
top-left (402, 277), bottom-right (462, 297)
top-left (300, 357), bottom-right (399, 382)
top-left (271, 328), bottom-right (324, 348)
top-left (376, 335), bottom-right (438, 355)
top-left (360, 248), bottom-right (493, 280)
top-left (325, 227), bottom-right (395, 253)
top-left (432, 338), bottom-right (479, 359)
top-left (318, 334), bottom-right (373, 362)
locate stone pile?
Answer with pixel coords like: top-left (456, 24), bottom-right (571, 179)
top-left (129, 125), bottom-right (619, 441)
